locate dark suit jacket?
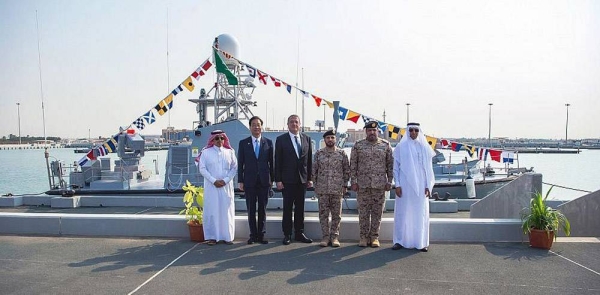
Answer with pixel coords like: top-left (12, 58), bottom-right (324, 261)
top-left (237, 136), bottom-right (274, 188)
top-left (275, 132), bottom-right (312, 184)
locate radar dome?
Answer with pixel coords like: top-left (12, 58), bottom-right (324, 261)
top-left (214, 34), bottom-right (240, 66)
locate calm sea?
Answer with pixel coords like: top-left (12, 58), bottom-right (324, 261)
top-left (1, 147), bottom-right (598, 200)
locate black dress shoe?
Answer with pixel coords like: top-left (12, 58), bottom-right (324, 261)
top-left (282, 235), bottom-right (291, 245)
top-left (258, 237), bottom-right (268, 244)
top-left (295, 233), bottom-right (313, 243)
top-left (391, 243), bottom-right (403, 250)
top-left (247, 237), bottom-right (255, 245)
top-left (420, 247), bottom-right (428, 252)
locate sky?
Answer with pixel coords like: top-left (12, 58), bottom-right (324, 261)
top-left (1, 0), bottom-right (598, 140)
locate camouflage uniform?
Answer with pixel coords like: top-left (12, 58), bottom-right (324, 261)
top-left (312, 147), bottom-right (350, 241)
top-left (350, 138), bottom-right (393, 242)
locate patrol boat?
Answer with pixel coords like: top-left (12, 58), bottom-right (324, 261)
top-left (45, 34), bottom-right (331, 197)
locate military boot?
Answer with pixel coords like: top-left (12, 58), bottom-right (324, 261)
top-left (358, 238), bottom-right (368, 247)
top-left (331, 238), bottom-right (341, 248)
top-left (319, 238), bottom-right (329, 247)
top-left (371, 238), bottom-right (380, 248)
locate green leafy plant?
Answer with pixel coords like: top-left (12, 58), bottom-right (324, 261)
top-left (179, 180), bottom-right (204, 225)
top-left (521, 186), bottom-right (571, 239)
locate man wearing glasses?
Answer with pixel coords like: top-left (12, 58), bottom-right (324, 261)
top-left (350, 121), bottom-right (393, 248)
top-left (391, 123), bottom-right (435, 252)
top-left (198, 130), bottom-right (238, 246)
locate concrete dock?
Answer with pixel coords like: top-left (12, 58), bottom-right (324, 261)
top-left (0, 235), bottom-right (599, 295)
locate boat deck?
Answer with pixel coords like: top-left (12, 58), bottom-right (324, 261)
top-left (1, 235), bottom-right (598, 295)
top-left (0, 205), bottom-right (471, 219)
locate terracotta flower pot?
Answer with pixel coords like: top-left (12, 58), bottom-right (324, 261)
top-left (528, 228), bottom-right (554, 250)
top-left (187, 222), bottom-right (205, 242)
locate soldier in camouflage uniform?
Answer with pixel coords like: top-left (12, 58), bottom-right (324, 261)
top-left (350, 121), bottom-right (393, 248)
top-left (312, 129), bottom-right (350, 247)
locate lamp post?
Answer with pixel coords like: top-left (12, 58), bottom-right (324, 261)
top-left (16, 103), bottom-right (21, 145)
top-left (488, 103), bottom-right (493, 147)
top-left (406, 103), bottom-right (410, 124)
top-left (565, 103), bottom-right (570, 143)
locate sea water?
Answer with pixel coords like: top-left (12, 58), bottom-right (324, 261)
top-left (0, 147), bottom-right (598, 200)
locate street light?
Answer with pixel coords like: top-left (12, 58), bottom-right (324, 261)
top-left (488, 103), bottom-right (493, 147)
top-left (16, 103), bottom-right (21, 145)
top-left (565, 103), bottom-right (570, 143)
top-left (406, 103), bottom-right (411, 125)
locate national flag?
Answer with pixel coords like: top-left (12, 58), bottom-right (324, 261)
top-left (451, 142), bottom-right (463, 152)
top-left (478, 148), bottom-right (489, 161)
top-left (338, 106), bottom-right (349, 120)
top-left (257, 70), bottom-right (268, 85)
top-left (171, 85), bottom-right (184, 96)
top-left (346, 110), bottom-right (361, 123)
top-left (191, 59), bottom-right (212, 79)
top-left (214, 48), bottom-right (238, 85)
top-left (270, 76), bottom-right (281, 87)
top-left (465, 145), bottom-right (477, 158)
top-left (501, 151), bottom-right (515, 163)
top-left (182, 76), bottom-right (195, 92)
top-left (425, 135), bottom-right (437, 150)
top-left (142, 110), bottom-right (155, 124)
top-left (246, 64), bottom-right (256, 78)
top-left (132, 117), bottom-right (145, 130)
top-left (312, 94), bottom-right (323, 107)
top-left (489, 149), bottom-right (502, 162)
top-left (388, 124), bottom-right (401, 139)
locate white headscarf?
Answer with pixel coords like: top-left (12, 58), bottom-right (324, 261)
top-left (394, 123), bottom-right (436, 197)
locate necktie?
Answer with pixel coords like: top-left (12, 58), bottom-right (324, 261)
top-left (294, 135), bottom-right (301, 157)
top-left (254, 139), bottom-right (259, 158)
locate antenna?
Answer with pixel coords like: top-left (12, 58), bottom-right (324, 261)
top-left (35, 10), bottom-right (47, 146)
top-left (166, 7), bottom-right (171, 141)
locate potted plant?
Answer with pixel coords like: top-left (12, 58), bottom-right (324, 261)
top-left (179, 180), bottom-right (205, 242)
top-left (521, 186), bottom-right (571, 249)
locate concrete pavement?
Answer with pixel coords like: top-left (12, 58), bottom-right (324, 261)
top-left (0, 236), bottom-right (599, 295)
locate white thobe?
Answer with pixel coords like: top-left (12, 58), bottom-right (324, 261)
top-left (392, 140), bottom-right (435, 249)
top-left (198, 146), bottom-right (238, 242)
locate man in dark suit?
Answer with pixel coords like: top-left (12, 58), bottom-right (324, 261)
top-left (238, 116), bottom-right (274, 245)
top-left (275, 114), bottom-right (313, 245)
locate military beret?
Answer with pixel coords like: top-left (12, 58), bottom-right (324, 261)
top-left (323, 129), bottom-right (336, 138)
top-left (364, 121), bottom-right (378, 129)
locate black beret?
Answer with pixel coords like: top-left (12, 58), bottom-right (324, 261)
top-left (364, 121), bottom-right (378, 129)
top-left (323, 129), bottom-right (336, 138)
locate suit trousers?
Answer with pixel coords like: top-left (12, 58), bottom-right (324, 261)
top-left (281, 183), bottom-right (307, 236)
top-left (245, 183), bottom-right (270, 239)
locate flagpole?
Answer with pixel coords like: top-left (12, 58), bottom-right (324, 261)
top-left (301, 67), bottom-right (305, 132)
top-left (295, 29), bottom-right (300, 115)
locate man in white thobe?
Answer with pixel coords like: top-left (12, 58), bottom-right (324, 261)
top-left (392, 122), bottom-right (435, 252)
top-left (198, 130), bottom-right (238, 245)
